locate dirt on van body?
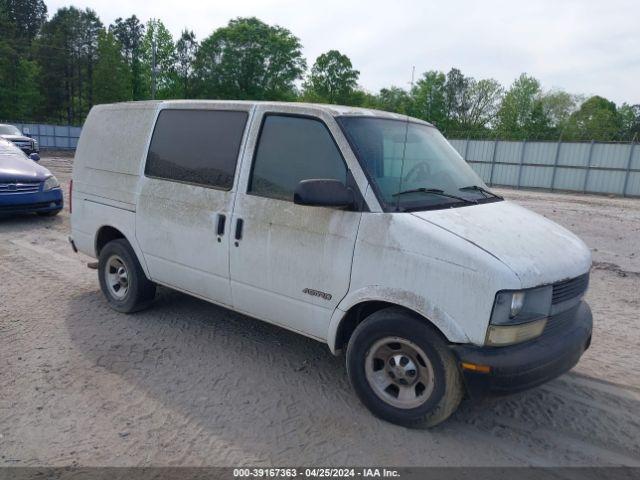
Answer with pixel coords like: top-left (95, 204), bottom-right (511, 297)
top-left (1, 155), bottom-right (639, 467)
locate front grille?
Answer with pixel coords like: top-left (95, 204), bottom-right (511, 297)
top-left (540, 311), bottom-right (575, 339)
top-left (0, 181), bottom-right (40, 194)
top-left (552, 273), bottom-right (589, 305)
top-left (0, 201), bottom-right (57, 212)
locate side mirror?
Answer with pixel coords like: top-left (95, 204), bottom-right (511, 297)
top-left (29, 153), bottom-right (40, 162)
top-left (294, 179), bottom-right (354, 209)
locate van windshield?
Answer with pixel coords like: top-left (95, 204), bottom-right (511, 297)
top-left (337, 116), bottom-right (502, 212)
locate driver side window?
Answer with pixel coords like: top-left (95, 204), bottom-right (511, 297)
top-left (249, 115), bottom-right (348, 202)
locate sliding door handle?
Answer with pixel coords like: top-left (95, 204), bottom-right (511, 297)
top-left (234, 218), bottom-right (244, 241)
top-left (216, 214), bottom-right (226, 236)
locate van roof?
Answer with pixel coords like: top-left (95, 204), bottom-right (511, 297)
top-left (94, 100), bottom-right (433, 126)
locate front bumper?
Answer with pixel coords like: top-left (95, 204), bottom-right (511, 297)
top-left (451, 301), bottom-right (592, 397)
top-left (0, 188), bottom-right (63, 215)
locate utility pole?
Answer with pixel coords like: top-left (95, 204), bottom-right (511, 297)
top-left (151, 26), bottom-right (157, 100)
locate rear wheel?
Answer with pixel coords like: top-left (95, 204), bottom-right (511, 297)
top-left (346, 307), bottom-right (464, 428)
top-left (98, 239), bottom-right (156, 313)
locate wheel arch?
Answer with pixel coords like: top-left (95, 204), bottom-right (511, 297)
top-left (93, 224), bottom-right (151, 278)
top-left (327, 287), bottom-right (470, 355)
top-left (95, 225), bottom-right (126, 256)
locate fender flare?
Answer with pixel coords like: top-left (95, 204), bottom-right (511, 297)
top-left (94, 223), bottom-right (152, 279)
top-left (327, 286), bottom-right (470, 354)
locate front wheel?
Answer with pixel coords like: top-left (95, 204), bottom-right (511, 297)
top-left (346, 307), bottom-right (464, 428)
top-left (98, 238), bottom-right (156, 313)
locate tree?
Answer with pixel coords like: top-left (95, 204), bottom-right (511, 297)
top-left (410, 70), bottom-right (447, 127)
top-left (373, 86), bottom-right (412, 114)
top-left (303, 50), bottom-right (359, 104)
top-left (140, 18), bottom-right (176, 99)
top-left (93, 31), bottom-right (131, 104)
top-left (175, 29), bottom-right (198, 98)
top-left (444, 68), bottom-right (471, 127)
top-left (456, 78), bottom-right (503, 134)
top-left (0, 0), bottom-right (46, 45)
top-left (193, 17), bottom-right (306, 100)
top-left (565, 96), bottom-right (621, 141)
top-left (35, 7), bottom-right (103, 123)
top-left (618, 103), bottom-right (640, 140)
top-left (496, 73), bottom-right (551, 139)
top-left (110, 15), bottom-right (145, 99)
top-left (538, 90), bottom-right (581, 137)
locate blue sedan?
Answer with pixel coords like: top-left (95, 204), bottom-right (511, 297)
top-left (0, 138), bottom-right (63, 216)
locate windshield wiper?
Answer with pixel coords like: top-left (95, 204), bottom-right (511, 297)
top-left (459, 185), bottom-right (503, 200)
top-left (392, 188), bottom-right (477, 205)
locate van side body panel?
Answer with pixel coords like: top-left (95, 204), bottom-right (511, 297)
top-left (326, 212), bottom-right (521, 351)
top-left (71, 103), bottom-right (158, 267)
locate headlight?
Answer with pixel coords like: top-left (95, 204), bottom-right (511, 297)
top-left (487, 319), bottom-right (547, 346)
top-left (43, 175), bottom-right (60, 191)
top-left (487, 286), bottom-right (552, 346)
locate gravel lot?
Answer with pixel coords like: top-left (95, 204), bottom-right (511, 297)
top-left (1, 154), bottom-right (639, 467)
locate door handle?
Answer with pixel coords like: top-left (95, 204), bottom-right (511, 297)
top-left (216, 214), bottom-right (226, 236)
top-left (234, 218), bottom-right (244, 245)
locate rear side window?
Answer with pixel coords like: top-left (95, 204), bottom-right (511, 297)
top-left (249, 115), bottom-right (347, 201)
top-left (145, 109), bottom-right (248, 190)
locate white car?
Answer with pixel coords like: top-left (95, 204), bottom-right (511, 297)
top-left (70, 101), bottom-right (592, 427)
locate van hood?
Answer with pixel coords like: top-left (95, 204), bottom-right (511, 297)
top-left (411, 200), bottom-right (591, 287)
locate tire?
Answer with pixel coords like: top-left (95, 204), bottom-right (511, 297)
top-left (37, 209), bottom-right (61, 217)
top-left (98, 238), bottom-right (156, 313)
top-left (346, 307), bottom-right (464, 428)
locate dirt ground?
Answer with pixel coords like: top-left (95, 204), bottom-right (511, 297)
top-left (1, 154), bottom-right (639, 467)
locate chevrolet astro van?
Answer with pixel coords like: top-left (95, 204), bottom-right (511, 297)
top-left (70, 101), bottom-right (592, 427)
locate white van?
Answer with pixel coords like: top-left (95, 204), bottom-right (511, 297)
top-left (70, 100), bottom-right (592, 427)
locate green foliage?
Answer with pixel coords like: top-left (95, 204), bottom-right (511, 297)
top-left (34, 6), bottom-right (103, 123)
top-left (618, 103), bottom-right (640, 140)
top-left (495, 73), bottom-right (547, 139)
top-left (93, 31), bottom-right (131, 104)
top-left (410, 71), bottom-right (447, 127)
top-left (140, 19), bottom-right (177, 99)
top-left (303, 50), bottom-right (359, 104)
top-left (565, 96), bottom-right (622, 141)
top-left (110, 15), bottom-right (145, 100)
top-left (0, 44), bottom-right (42, 119)
top-left (175, 29), bottom-right (198, 98)
top-left (1, 0), bottom-right (46, 45)
top-left (193, 17), bottom-right (306, 100)
top-left (0, 0), bottom-right (637, 142)
top-left (372, 86), bottom-right (413, 114)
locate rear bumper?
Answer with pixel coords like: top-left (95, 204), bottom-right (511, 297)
top-left (451, 301), bottom-right (592, 397)
top-left (0, 188), bottom-right (63, 215)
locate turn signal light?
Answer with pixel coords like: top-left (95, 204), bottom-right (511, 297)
top-left (460, 362), bottom-right (491, 374)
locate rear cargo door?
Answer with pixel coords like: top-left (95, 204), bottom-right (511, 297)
top-left (136, 106), bottom-right (250, 307)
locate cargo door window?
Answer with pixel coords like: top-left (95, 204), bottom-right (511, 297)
top-left (145, 109), bottom-right (248, 190)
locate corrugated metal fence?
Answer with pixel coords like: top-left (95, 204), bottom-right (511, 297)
top-left (6, 122), bottom-right (82, 149)
top-left (3, 121), bottom-right (639, 197)
top-left (449, 139), bottom-right (639, 197)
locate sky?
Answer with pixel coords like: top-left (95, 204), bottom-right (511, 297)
top-left (46, 0), bottom-right (640, 105)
